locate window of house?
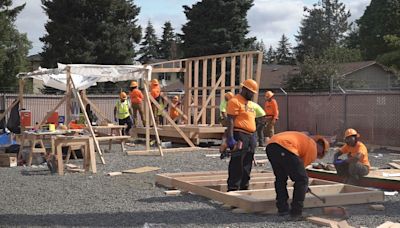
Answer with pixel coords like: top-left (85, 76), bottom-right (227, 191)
top-left (158, 73), bottom-right (171, 81)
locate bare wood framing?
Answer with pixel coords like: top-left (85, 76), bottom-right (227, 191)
top-left (254, 52), bottom-right (263, 103)
top-left (161, 94), bottom-right (188, 121)
top-left (211, 58), bottom-right (216, 125)
top-left (193, 60), bottom-right (199, 124)
top-left (230, 56), bottom-right (236, 93)
top-left (202, 59), bottom-right (208, 124)
top-left (220, 57), bottom-right (226, 108)
top-left (82, 96), bottom-right (111, 122)
top-left (195, 74), bottom-right (224, 124)
top-left (240, 54), bottom-right (246, 82)
top-left (69, 72), bottom-right (105, 164)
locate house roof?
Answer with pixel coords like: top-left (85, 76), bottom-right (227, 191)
top-left (163, 80), bottom-right (184, 92)
top-left (259, 61), bottom-right (388, 89)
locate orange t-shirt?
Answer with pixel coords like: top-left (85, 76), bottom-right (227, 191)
top-left (169, 102), bottom-right (180, 120)
top-left (226, 94), bottom-right (256, 133)
top-left (130, 89), bottom-right (144, 104)
top-left (267, 131), bottom-right (317, 167)
top-left (264, 98), bottom-right (279, 119)
top-left (150, 85), bottom-right (161, 98)
top-left (340, 141), bottom-right (370, 168)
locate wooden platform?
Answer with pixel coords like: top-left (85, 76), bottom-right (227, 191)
top-left (156, 170), bottom-right (384, 214)
top-left (307, 167), bottom-right (400, 191)
top-left (133, 124), bottom-right (226, 145)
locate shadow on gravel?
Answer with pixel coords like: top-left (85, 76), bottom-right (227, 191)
top-left (21, 169), bottom-right (51, 176)
top-left (0, 209), bottom-right (287, 227)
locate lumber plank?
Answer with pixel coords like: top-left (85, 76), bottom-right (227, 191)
top-left (164, 190), bottom-right (181, 196)
top-left (193, 60), bottom-right (199, 124)
top-left (202, 59), bottom-right (207, 124)
top-left (122, 166), bottom-right (160, 174)
top-left (230, 56), bottom-right (236, 93)
top-left (107, 172), bottom-right (123, 176)
top-left (211, 58), bottom-right (216, 125)
top-left (254, 52), bottom-right (263, 102)
top-left (306, 216), bottom-right (339, 228)
top-left (388, 162), bottom-right (400, 169)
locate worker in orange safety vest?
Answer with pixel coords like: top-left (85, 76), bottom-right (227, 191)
top-left (263, 90), bottom-right (279, 144)
top-left (129, 81), bottom-right (146, 127)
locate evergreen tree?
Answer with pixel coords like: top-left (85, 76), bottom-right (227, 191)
top-left (0, 1), bottom-right (31, 92)
top-left (357, 0), bottom-right (400, 60)
top-left (159, 21), bottom-right (177, 60)
top-left (295, 0), bottom-right (351, 62)
top-left (138, 20), bottom-right (160, 63)
top-left (181, 0), bottom-right (255, 57)
top-left (265, 46), bottom-right (276, 64)
top-left (252, 39), bottom-right (268, 63)
top-left (276, 34), bottom-right (294, 65)
top-left (41, 0), bottom-right (142, 68)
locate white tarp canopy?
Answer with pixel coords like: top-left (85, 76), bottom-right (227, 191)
top-left (17, 63), bottom-right (152, 91)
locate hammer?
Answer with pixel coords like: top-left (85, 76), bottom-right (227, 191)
top-left (307, 187), bottom-right (326, 203)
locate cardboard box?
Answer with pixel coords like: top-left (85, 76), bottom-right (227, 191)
top-left (0, 153), bottom-right (17, 167)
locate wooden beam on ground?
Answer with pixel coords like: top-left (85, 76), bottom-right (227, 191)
top-left (127, 147), bottom-right (204, 156)
top-left (148, 95), bottom-right (196, 148)
top-left (388, 162), bottom-right (400, 169)
top-left (70, 73), bottom-right (105, 164)
top-left (122, 166), bottom-right (160, 174)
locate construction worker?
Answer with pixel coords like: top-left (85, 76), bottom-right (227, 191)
top-left (169, 96), bottom-right (181, 124)
top-left (266, 131), bottom-right (329, 218)
top-left (263, 91), bottom-right (279, 143)
top-left (150, 79), bottom-right (163, 125)
top-left (129, 81), bottom-right (146, 127)
top-left (219, 92), bottom-right (234, 127)
top-left (333, 128), bottom-right (370, 185)
top-left (225, 79), bottom-right (258, 191)
top-left (114, 92), bottom-right (133, 136)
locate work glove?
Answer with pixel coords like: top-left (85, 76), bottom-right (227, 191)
top-left (227, 136), bottom-right (237, 150)
top-left (333, 158), bottom-right (345, 165)
top-left (114, 117), bottom-right (118, 123)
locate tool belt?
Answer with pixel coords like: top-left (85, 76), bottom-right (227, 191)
top-left (234, 128), bottom-right (254, 135)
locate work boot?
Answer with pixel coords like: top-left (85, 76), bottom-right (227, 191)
top-left (278, 211), bottom-right (289, 216)
top-left (258, 141), bottom-right (264, 147)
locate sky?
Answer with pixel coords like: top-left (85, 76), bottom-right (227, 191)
top-left (13, 0), bottom-right (371, 56)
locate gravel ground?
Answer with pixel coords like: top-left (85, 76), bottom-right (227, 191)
top-left (0, 144), bottom-right (399, 228)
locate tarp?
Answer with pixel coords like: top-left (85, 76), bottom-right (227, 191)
top-left (18, 63), bottom-right (152, 91)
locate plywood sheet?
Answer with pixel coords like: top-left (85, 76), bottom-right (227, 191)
top-left (123, 166), bottom-right (160, 174)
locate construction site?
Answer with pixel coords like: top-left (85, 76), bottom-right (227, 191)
top-left (0, 50), bottom-right (399, 228)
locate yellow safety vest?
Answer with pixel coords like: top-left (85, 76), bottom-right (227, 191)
top-left (116, 100), bottom-right (130, 119)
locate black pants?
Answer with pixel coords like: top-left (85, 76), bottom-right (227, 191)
top-left (118, 116), bottom-right (132, 135)
top-left (266, 143), bottom-right (308, 215)
top-left (227, 131), bottom-right (256, 191)
top-left (335, 161), bottom-right (369, 184)
top-left (256, 118), bottom-right (265, 145)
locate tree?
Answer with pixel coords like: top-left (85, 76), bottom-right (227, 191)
top-left (181, 0), bottom-right (255, 57)
top-left (252, 39), bottom-right (268, 63)
top-left (265, 46), bottom-right (276, 64)
top-left (377, 35), bottom-right (400, 86)
top-left (0, 1), bottom-right (31, 92)
top-left (159, 21), bottom-right (178, 60)
top-left (40, 0), bottom-right (141, 94)
top-left (41, 0), bottom-right (142, 68)
top-left (357, 0), bottom-right (400, 60)
top-left (276, 34), bottom-right (295, 65)
top-left (138, 21), bottom-right (160, 63)
top-left (285, 46), bottom-right (362, 91)
top-left (295, 0), bottom-right (351, 62)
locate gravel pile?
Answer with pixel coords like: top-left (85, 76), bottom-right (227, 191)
top-left (0, 144), bottom-right (399, 227)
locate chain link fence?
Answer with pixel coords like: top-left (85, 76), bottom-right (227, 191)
top-left (1, 92), bottom-right (400, 146)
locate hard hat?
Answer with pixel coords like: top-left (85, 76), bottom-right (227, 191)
top-left (241, 79), bottom-right (258, 94)
top-left (312, 135), bottom-right (330, 157)
top-left (344, 128), bottom-right (360, 138)
top-left (130, 81), bottom-right (138, 88)
top-left (224, 92), bottom-right (234, 100)
top-left (265, 91), bottom-right (274, 99)
top-left (172, 95), bottom-right (179, 101)
top-left (119, 91), bottom-right (127, 100)
top-left (151, 79), bottom-right (159, 85)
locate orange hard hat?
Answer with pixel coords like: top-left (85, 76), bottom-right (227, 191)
top-left (151, 79), bottom-right (159, 85)
top-left (344, 128), bottom-right (360, 138)
top-left (265, 91), bottom-right (274, 99)
top-left (119, 91), bottom-right (127, 99)
top-left (224, 92), bottom-right (234, 100)
top-left (130, 81), bottom-right (138, 87)
top-left (241, 79), bottom-right (258, 94)
top-left (312, 135), bottom-right (330, 157)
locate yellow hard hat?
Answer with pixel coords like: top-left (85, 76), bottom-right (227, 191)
top-left (265, 91), bottom-right (274, 99)
top-left (119, 91), bottom-right (127, 100)
top-left (241, 79), bottom-right (258, 94)
top-left (151, 79), bottom-right (159, 85)
top-left (224, 92), bottom-right (234, 100)
top-left (130, 81), bottom-right (138, 88)
top-left (172, 96), bottom-right (179, 101)
top-left (344, 128), bottom-right (360, 138)
top-left (312, 135), bottom-right (330, 157)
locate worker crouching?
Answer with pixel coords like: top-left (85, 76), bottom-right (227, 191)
top-left (225, 79), bottom-right (258, 191)
top-left (266, 131), bottom-right (329, 218)
top-left (333, 128), bottom-right (370, 185)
